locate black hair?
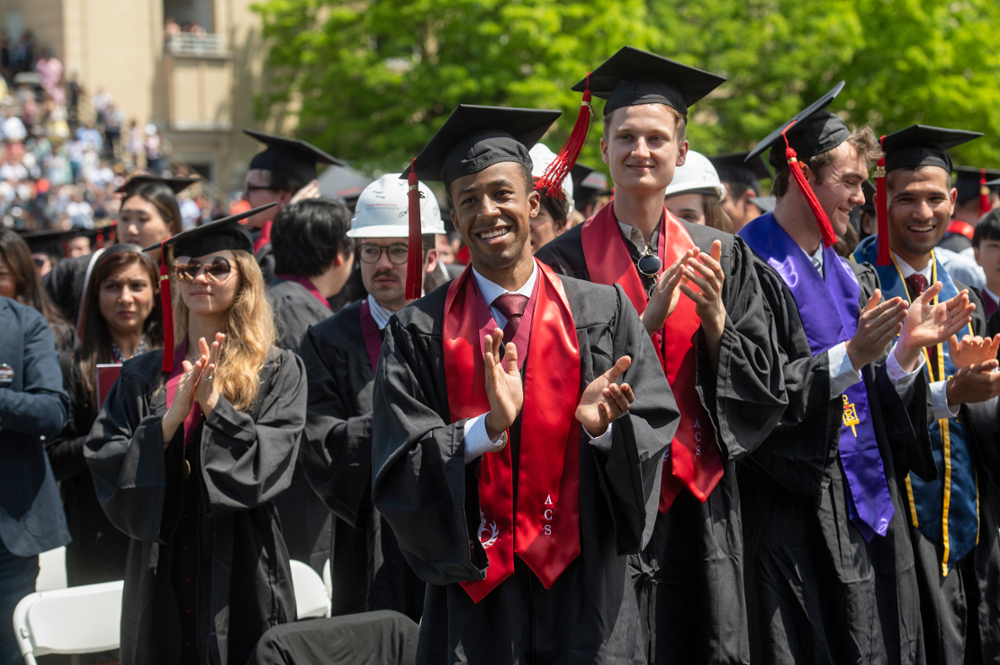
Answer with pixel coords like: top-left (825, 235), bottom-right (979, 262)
top-left (715, 166), bottom-right (760, 198)
top-left (271, 198), bottom-right (355, 277)
top-left (537, 191), bottom-right (570, 229)
top-left (972, 209), bottom-right (1000, 247)
top-left (121, 182), bottom-right (183, 235)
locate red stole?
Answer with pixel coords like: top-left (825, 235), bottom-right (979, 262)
top-left (165, 340), bottom-right (202, 450)
top-left (581, 203), bottom-right (722, 513)
top-left (274, 274), bottom-right (331, 310)
top-left (443, 260), bottom-right (581, 602)
top-left (947, 219), bottom-right (975, 241)
top-left (253, 220), bottom-right (272, 253)
top-left (359, 299), bottom-right (383, 371)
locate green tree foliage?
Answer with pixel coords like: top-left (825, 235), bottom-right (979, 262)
top-left (253, 0), bottom-right (1000, 176)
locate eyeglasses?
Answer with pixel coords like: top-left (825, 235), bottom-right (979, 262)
top-left (173, 257), bottom-right (234, 283)
top-left (243, 184), bottom-right (276, 194)
top-left (32, 257), bottom-right (48, 268)
top-left (358, 243), bottom-right (409, 265)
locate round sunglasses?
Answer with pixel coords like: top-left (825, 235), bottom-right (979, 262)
top-left (173, 257), bottom-right (234, 283)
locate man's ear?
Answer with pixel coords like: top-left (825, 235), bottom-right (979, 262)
top-left (423, 248), bottom-right (439, 274)
top-left (527, 190), bottom-right (541, 218)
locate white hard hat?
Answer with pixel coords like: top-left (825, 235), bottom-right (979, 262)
top-left (664, 150), bottom-right (727, 202)
top-left (530, 143), bottom-right (574, 216)
top-left (347, 173), bottom-right (446, 238)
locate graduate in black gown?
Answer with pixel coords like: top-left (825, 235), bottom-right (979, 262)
top-left (534, 47), bottom-right (787, 665)
top-left (938, 167), bottom-right (1000, 253)
top-left (241, 130), bottom-right (343, 283)
top-left (372, 104), bottom-right (679, 664)
top-left (298, 173), bottom-right (444, 620)
top-left (855, 126), bottom-right (1000, 664)
top-left (43, 175), bottom-right (196, 325)
top-left (739, 91), bottom-right (976, 665)
top-left (264, 198), bottom-right (356, 576)
top-left (86, 205), bottom-right (306, 665)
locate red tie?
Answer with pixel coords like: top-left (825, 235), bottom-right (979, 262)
top-left (905, 274), bottom-right (939, 370)
top-left (492, 293), bottom-right (529, 342)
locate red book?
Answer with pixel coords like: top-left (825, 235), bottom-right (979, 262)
top-left (96, 364), bottom-right (123, 410)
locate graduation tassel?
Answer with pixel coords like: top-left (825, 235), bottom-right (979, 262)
top-left (535, 73), bottom-right (593, 199)
top-left (159, 240), bottom-right (175, 372)
top-left (979, 168), bottom-right (991, 218)
top-left (782, 122), bottom-right (837, 249)
top-left (405, 160), bottom-right (422, 301)
top-left (875, 136), bottom-right (891, 267)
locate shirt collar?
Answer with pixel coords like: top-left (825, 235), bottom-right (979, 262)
top-left (893, 252), bottom-right (933, 280)
top-left (801, 243), bottom-right (825, 271)
top-left (618, 221), bottom-right (659, 257)
top-left (472, 260), bottom-right (537, 306)
top-left (366, 294), bottom-right (394, 331)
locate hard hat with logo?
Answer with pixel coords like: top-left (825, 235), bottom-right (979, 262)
top-left (347, 173), bottom-right (446, 238)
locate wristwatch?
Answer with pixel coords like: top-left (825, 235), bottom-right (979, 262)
top-left (491, 430), bottom-right (509, 453)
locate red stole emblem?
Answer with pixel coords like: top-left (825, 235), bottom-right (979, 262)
top-left (581, 203), bottom-right (722, 512)
top-left (443, 260), bottom-right (581, 602)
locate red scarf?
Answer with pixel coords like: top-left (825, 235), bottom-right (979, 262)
top-left (443, 260), bottom-right (581, 602)
top-left (581, 203), bottom-right (722, 513)
top-left (253, 220), bottom-right (272, 253)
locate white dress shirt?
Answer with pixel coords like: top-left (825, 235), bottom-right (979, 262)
top-left (463, 263), bottom-right (614, 462)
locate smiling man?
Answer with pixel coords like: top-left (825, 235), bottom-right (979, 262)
top-left (740, 91), bottom-right (977, 665)
top-left (370, 104), bottom-right (679, 664)
top-left (855, 125), bottom-right (1000, 664)
top-left (535, 47), bottom-right (787, 665)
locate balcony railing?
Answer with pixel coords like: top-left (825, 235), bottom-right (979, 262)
top-left (165, 33), bottom-right (231, 58)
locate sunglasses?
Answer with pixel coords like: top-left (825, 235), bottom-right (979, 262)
top-left (173, 257), bottom-right (234, 283)
top-left (636, 251), bottom-right (662, 299)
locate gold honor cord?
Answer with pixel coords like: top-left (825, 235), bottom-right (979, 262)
top-left (890, 253), bottom-right (974, 577)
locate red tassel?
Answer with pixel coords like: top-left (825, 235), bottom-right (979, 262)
top-left (979, 168), bottom-right (991, 218)
top-left (159, 240), bottom-right (175, 372)
top-left (782, 122), bottom-right (837, 249)
top-left (536, 73), bottom-right (593, 199)
top-left (405, 160), bottom-right (422, 300)
top-left (875, 136), bottom-right (890, 266)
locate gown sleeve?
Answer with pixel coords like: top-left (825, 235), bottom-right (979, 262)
top-left (299, 324), bottom-right (374, 528)
top-left (199, 349), bottom-right (307, 515)
top-left (85, 355), bottom-right (187, 542)
top-left (695, 235), bottom-right (788, 461)
top-left (371, 312), bottom-right (486, 587)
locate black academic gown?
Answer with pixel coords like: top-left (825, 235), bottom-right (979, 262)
top-left (43, 252), bottom-right (92, 323)
top-left (298, 299), bottom-right (426, 621)
top-left (937, 233), bottom-right (973, 254)
top-left (536, 220), bottom-right (787, 665)
top-left (742, 258), bottom-right (931, 665)
top-left (255, 243), bottom-right (276, 284)
top-left (85, 348), bottom-right (306, 665)
top-left (372, 277), bottom-right (679, 665)
top-left (906, 285), bottom-right (1000, 664)
top-left (266, 277), bottom-right (336, 574)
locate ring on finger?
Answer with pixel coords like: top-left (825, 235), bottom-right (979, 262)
top-left (204, 372), bottom-right (215, 382)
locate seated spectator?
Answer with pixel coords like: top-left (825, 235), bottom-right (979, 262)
top-left (46, 245), bottom-right (161, 587)
top-left (0, 228), bottom-right (75, 350)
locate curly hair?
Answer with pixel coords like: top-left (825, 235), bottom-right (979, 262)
top-left (171, 250), bottom-right (276, 412)
top-left (772, 125), bottom-right (881, 198)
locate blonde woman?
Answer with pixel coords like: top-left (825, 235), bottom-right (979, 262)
top-left (86, 206), bottom-right (306, 665)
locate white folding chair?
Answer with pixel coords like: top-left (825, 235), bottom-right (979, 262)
top-left (321, 558), bottom-right (332, 600)
top-left (12, 580), bottom-right (124, 665)
top-left (290, 560), bottom-right (331, 620)
top-left (35, 546), bottom-right (67, 592)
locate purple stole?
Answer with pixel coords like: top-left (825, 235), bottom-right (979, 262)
top-left (741, 213), bottom-right (894, 541)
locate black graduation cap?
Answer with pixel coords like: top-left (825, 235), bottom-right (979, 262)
top-left (244, 129), bottom-right (345, 186)
top-left (880, 126), bottom-right (982, 175)
top-left (746, 81), bottom-right (849, 171)
top-left (17, 226), bottom-right (114, 257)
top-left (401, 104), bottom-right (561, 185)
top-left (573, 46), bottom-right (726, 118)
top-left (749, 196), bottom-right (776, 214)
top-left (709, 152), bottom-right (772, 191)
top-left (953, 165), bottom-right (1000, 205)
top-left (147, 203), bottom-right (276, 373)
top-left (570, 163), bottom-right (596, 190)
top-left (861, 179), bottom-right (876, 210)
top-left (117, 175), bottom-right (200, 197)
top-left (144, 203), bottom-right (274, 257)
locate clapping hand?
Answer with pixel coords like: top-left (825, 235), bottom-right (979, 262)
top-left (640, 248), bottom-right (697, 336)
top-left (895, 284), bottom-right (974, 371)
top-left (846, 290), bottom-right (908, 371)
top-left (483, 329), bottom-right (523, 441)
top-left (193, 334), bottom-right (224, 415)
top-left (947, 333), bottom-right (1000, 369)
top-left (160, 333), bottom-right (225, 444)
top-left (575, 356), bottom-right (635, 437)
